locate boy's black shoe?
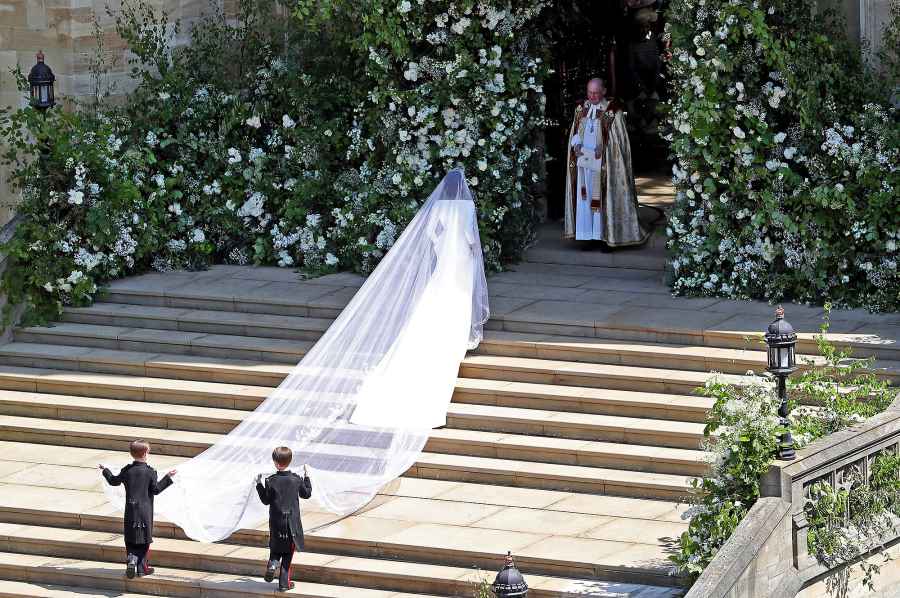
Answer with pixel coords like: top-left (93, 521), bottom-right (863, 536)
top-left (265, 559), bottom-right (279, 583)
top-left (125, 555), bottom-right (137, 579)
top-left (278, 581), bottom-right (295, 592)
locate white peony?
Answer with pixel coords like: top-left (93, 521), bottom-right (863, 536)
top-left (282, 114), bottom-right (296, 129)
top-left (398, 0), bottom-right (412, 13)
top-left (245, 115), bottom-right (262, 129)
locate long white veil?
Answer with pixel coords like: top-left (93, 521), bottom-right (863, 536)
top-left (102, 169), bottom-right (488, 542)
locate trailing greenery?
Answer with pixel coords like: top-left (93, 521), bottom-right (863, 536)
top-left (0, 0), bottom-right (550, 324)
top-left (672, 310), bottom-right (896, 583)
top-left (664, 0), bottom-right (900, 311)
top-left (806, 452), bottom-right (900, 597)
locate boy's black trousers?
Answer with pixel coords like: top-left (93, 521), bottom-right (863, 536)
top-left (269, 546), bottom-right (294, 588)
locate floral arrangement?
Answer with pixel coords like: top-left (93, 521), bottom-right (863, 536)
top-left (294, 0), bottom-right (551, 265)
top-left (672, 311), bottom-right (896, 583)
top-left (0, 0), bottom-right (550, 324)
top-left (664, 0), bottom-right (899, 312)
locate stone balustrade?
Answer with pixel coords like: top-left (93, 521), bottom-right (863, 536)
top-left (687, 393), bottom-right (900, 597)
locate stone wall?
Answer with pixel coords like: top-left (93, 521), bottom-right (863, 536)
top-left (0, 0), bottom-right (235, 226)
top-left (684, 498), bottom-right (801, 598)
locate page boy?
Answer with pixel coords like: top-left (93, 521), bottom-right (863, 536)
top-left (256, 446), bottom-right (313, 592)
top-left (99, 439), bottom-right (176, 578)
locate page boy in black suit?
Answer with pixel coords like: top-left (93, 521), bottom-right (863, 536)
top-left (99, 439), bottom-right (176, 578)
top-left (256, 446), bottom-right (313, 592)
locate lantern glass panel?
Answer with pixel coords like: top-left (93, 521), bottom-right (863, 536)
top-left (779, 346), bottom-right (791, 369)
top-left (768, 346), bottom-right (777, 369)
top-left (39, 85), bottom-right (49, 104)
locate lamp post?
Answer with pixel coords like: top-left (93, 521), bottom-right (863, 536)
top-left (27, 51), bottom-right (56, 111)
top-left (765, 306), bottom-right (797, 461)
top-left (491, 552), bottom-right (528, 598)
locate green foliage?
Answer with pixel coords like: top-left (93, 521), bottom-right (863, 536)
top-left (0, 0), bottom-right (552, 324)
top-left (806, 452), bottom-right (900, 597)
top-left (664, 0), bottom-right (900, 311)
top-left (670, 375), bottom-right (782, 577)
top-left (672, 317), bottom-right (898, 584)
top-left (791, 306), bottom-right (895, 445)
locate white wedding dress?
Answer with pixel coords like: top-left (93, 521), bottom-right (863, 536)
top-left (102, 169), bottom-right (489, 542)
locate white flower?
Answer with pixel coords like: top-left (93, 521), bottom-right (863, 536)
top-left (67, 270), bottom-right (85, 284)
top-left (324, 129), bottom-right (333, 137)
top-left (191, 229), bottom-right (206, 243)
top-left (403, 62), bottom-right (419, 81)
top-left (168, 202), bottom-right (183, 216)
top-left (413, 175), bottom-right (423, 186)
top-left (306, 213), bottom-right (322, 228)
top-left (153, 173), bottom-right (166, 188)
top-left (835, 183), bottom-right (845, 192)
top-left (158, 92), bottom-right (171, 101)
top-left (774, 132), bottom-right (787, 143)
top-left (145, 131), bottom-right (158, 146)
top-left (392, 173), bottom-right (402, 185)
top-left (477, 159), bottom-right (488, 171)
top-left (325, 253), bottom-right (339, 266)
top-left (67, 190), bottom-right (84, 205)
top-left (43, 282), bottom-right (54, 292)
top-left (60, 283), bottom-right (72, 293)
top-left (249, 147), bottom-right (264, 161)
top-left (732, 127), bottom-right (745, 139)
top-left (451, 17), bottom-right (471, 34)
top-left (246, 115), bottom-right (262, 129)
top-left (277, 250), bottom-right (294, 268)
top-left (282, 114), bottom-right (296, 129)
top-left (470, 177), bottom-right (478, 186)
top-left (398, 0), bottom-right (412, 13)
top-left (766, 159), bottom-right (781, 171)
top-left (783, 147), bottom-right (797, 160)
top-left (227, 148), bottom-right (242, 164)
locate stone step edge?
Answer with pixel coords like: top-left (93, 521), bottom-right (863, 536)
top-left (99, 287), bottom-right (899, 359)
top-left (0, 386), bottom-right (709, 446)
top-left (0, 579), bottom-right (161, 598)
top-left (61, 306), bottom-right (898, 382)
top-left (0, 392), bottom-right (710, 468)
top-left (0, 552), bottom-right (448, 598)
top-left (0, 356), bottom-right (716, 422)
top-left (0, 415), bottom-right (694, 497)
top-left (0, 503), bottom-right (685, 587)
top-left (0, 523), bottom-right (685, 594)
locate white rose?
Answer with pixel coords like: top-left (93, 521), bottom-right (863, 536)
top-left (325, 253), bottom-right (339, 266)
top-left (282, 114), bottom-right (296, 129)
top-left (392, 173), bottom-right (402, 185)
top-left (398, 0), bottom-right (412, 13)
top-left (245, 115), bottom-right (262, 129)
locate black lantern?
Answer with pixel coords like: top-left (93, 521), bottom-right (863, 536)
top-left (28, 51), bottom-right (55, 110)
top-left (765, 306), bottom-right (797, 460)
top-left (491, 552), bottom-right (528, 598)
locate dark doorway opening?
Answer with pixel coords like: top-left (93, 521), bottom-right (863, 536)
top-left (543, 0), bottom-right (671, 221)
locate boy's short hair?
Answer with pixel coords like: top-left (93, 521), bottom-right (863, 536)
top-left (272, 446), bottom-right (293, 467)
top-left (130, 439), bottom-right (150, 459)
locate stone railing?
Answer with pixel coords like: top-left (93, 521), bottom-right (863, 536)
top-left (686, 394), bottom-right (900, 598)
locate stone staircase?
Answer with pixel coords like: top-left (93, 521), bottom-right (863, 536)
top-left (0, 261), bottom-right (897, 597)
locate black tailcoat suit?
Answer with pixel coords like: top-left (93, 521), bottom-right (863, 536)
top-left (256, 470), bottom-right (313, 587)
top-left (102, 461), bottom-right (173, 573)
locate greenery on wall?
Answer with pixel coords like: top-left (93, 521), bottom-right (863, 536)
top-left (0, 0), bottom-right (550, 324)
top-left (671, 311), bottom-right (896, 583)
top-left (664, 0), bottom-right (900, 312)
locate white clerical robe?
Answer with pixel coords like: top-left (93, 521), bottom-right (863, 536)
top-left (570, 100), bottom-right (608, 241)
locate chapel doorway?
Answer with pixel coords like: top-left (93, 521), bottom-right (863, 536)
top-left (543, 0), bottom-right (671, 221)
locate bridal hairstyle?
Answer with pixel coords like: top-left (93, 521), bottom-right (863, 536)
top-left (103, 169), bottom-right (489, 542)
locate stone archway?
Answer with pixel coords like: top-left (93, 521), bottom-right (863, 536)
top-left (542, 0), bottom-right (672, 222)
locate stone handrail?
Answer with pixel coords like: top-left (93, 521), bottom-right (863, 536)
top-left (686, 394), bottom-right (900, 597)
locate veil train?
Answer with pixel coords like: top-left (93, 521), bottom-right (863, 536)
top-left (102, 169), bottom-right (489, 542)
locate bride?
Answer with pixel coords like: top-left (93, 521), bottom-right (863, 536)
top-left (103, 169), bottom-right (489, 543)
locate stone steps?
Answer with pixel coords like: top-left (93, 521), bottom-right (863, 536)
top-left (11, 320), bottom-right (739, 393)
top-left (0, 415), bottom-right (693, 499)
top-left (0, 391), bottom-right (708, 474)
top-left (0, 551), bottom-right (450, 598)
top-left (63, 303), bottom-right (900, 382)
top-left (0, 522), bottom-right (680, 597)
top-left (0, 442), bottom-right (689, 591)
